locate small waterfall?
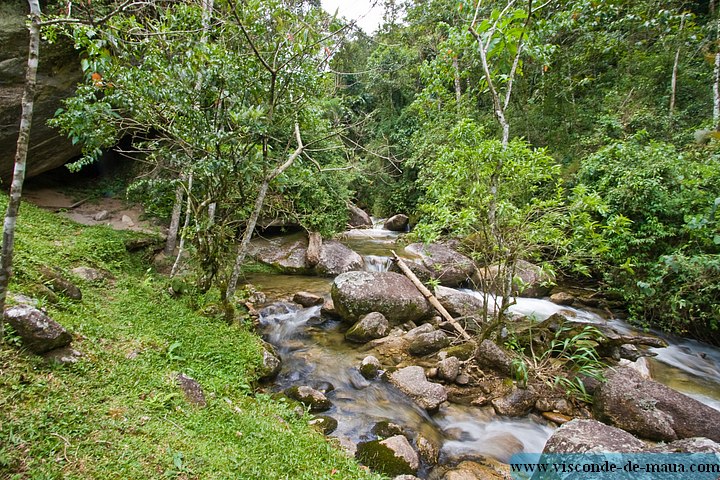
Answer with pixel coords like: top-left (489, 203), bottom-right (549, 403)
top-left (363, 254), bottom-right (393, 272)
top-left (260, 303), bottom-right (322, 345)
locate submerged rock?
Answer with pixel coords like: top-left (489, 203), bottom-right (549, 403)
top-left (360, 355), bottom-right (382, 379)
top-left (356, 435), bottom-right (419, 476)
top-left (387, 366), bottom-right (447, 411)
top-left (4, 305), bottom-right (72, 354)
top-left (284, 386), bottom-right (332, 412)
top-left (346, 312), bottom-right (390, 343)
top-left (331, 271), bottom-right (432, 325)
top-left (594, 366), bottom-right (720, 442)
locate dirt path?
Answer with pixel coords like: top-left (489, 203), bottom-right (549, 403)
top-left (23, 187), bottom-right (165, 236)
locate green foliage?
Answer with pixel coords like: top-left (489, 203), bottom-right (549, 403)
top-left (507, 324), bottom-right (606, 402)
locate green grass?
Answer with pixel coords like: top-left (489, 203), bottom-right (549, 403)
top-left (0, 199), bottom-right (381, 479)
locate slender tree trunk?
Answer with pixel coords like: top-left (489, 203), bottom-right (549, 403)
top-left (225, 124), bottom-right (304, 301)
top-left (171, 173), bottom-right (193, 277)
top-left (714, 51), bottom-right (720, 131)
top-left (452, 56), bottom-right (462, 106)
top-left (669, 16), bottom-right (685, 124)
top-left (0, 0), bottom-right (41, 338)
top-left (165, 184), bottom-right (184, 255)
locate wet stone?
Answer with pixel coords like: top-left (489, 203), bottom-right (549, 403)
top-left (309, 415), bottom-right (338, 435)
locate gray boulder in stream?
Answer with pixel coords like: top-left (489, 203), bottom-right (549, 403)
top-left (331, 271), bottom-right (432, 324)
top-left (387, 366), bottom-right (447, 411)
top-left (356, 435), bottom-right (419, 476)
top-left (594, 366), bottom-right (720, 442)
top-left (399, 243), bottom-right (475, 287)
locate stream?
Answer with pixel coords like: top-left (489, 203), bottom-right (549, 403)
top-left (245, 226), bottom-right (720, 476)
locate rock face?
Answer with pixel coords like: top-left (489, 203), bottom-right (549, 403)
top-left (387, 366), bottom-right (447, 411)
top-left (401, 243), bottom-right (475, 287)
top-left (347, 203), bottom-right (372, 228)
top-left (473, 260), bottom-right (552, 298)
top-left (331, 271), bottom-right (432, 324)
top-left (250, 234), bottom-right (364, 276)
top-left (543, 419), bottom-right (646, 453)
top-left (356, 435), bottom-right (419, 476)
top-left (4, 304), bottom-right (72, 354)
top-left (0, 4), bottom-right (82, 179)
top-left (346, 312), bottom-right (390, 343)
top-left (384, 214), bottom-right (409, 232)
top-left (594, 367), bottom-right (720, 442)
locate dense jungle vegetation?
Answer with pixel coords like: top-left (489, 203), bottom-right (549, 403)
top-left (38, 0), bottom-right (720, 344)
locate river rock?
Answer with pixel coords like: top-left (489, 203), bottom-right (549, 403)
top-left (284, 386), bottom-right (332, 412)
top-left (371, 420), bottom-right (406, 438)
top-left (434, 286), bottom-right (488, 322)
top-left (475, 339), bottom-right (514, 377)
top-left (594, 366), bottom-right (720, 442)
top-left (258, 341), bottom-right (282, 380)
top-left (292, 291), bottom-right (324, 307)
top-left (387, 366), bottom-right (447, 411)
top-left (442, 459), bottom-right (512, 480)
top-left (648, 437), bottom-right (720, 454)
top-left (331, 271), bottom-right (432, 324)
top-left (402, 243), bottom-right (475, 287)
top-left (550, 291), bottom-right (575, 306)
top-left (0, 5), bottom-right (82, 179)
top-left (176, 373), bottom-right (206, 407)
top-left (356, 435), bottom-right (419, 476)
top-left (472, 260), bottom-right (552, 298)
top-left (443, 342), bottom-right (477, 361)
top-left (4, 305), bottom-right (72, 354)
top-left (384, 214), bottom-right (409, 232)
top-left (408, 329), bottom-right (449, 356)
top-left (346, 312), bottom-right (390, 343)
top-left (316, 240), bottom-right (365, 276)
top-left (38, 266), bottom-right (82, 300)
top-left (417, 432), bottom-right (440, 465)
top-left (491, 388), bottom-right (537, 417)
top-left (308, 415), bottom-right (338, 435)
top-left (543, 419), bottom-right (646, 453)
top-left (360, 355), bottom-right (382, 379)
top-left (320, 299), bottom-right (339, 317)
top-left (250, 235), bottom-right (310, 274)
top-left (348, 203), bottom-right (372, 228)
top-left (438, 356), bottom-right (460, 382)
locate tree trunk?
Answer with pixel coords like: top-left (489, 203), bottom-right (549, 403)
top-left (170, 173), bottom-right (193, 277)
top-left (669, 16), bottom-right (684, 123)
top-left (225, 124), bottom-right (304, 302)
top-left (452, 56), bottom-right (462, 106)
top-left (714, 51), bottom-right (720, 131)
top-left (165, 184), bottom-right (184, 255)
top-left (0, 0), bottom-right (41, 339)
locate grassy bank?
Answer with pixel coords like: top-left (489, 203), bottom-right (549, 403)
top-left (0, 199), bottom-right (380, 479)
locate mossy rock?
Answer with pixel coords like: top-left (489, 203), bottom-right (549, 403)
top-left (356, 436), bottom-right (419, 476)
top-left (442, 341), bottom-right (477, 361)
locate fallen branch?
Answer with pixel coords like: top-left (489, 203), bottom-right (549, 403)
top-left (391, 251), bottom-right (471, 340)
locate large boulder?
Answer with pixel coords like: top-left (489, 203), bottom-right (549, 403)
top-left (387, 366), bottom-right (447, 411)
top-left (434, 286), bottom-right (488, 322)
top-left (250, 234), bottom-right (363, 276)
top-left (384, 214), bottom-right (409, 232)
top-left (316, 240), bottom-right (365, 276)
top-left (472, 260), bottom-right (552, 298)
top-left (594, 366), bottom-right (720, 442)
top-left (4, 304), bottom-right (72, 354)
top-left (346, 312), bottom-right (390, 343)
top-left (356, 435), bottom-right (419, 476)
top-left (331, 271), bottom-right (432, 324)
top-left (401, 243), bottom-right (475, 287)
top-left (543, 419), bottom-right (646, 453)
top-left (348, 203), bottom-right (372, 228)
top-left (0, 3), bottom-right (82, 179)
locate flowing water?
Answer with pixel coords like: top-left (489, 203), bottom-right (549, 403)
top-left (245, 226), bottom-right (720, 476)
